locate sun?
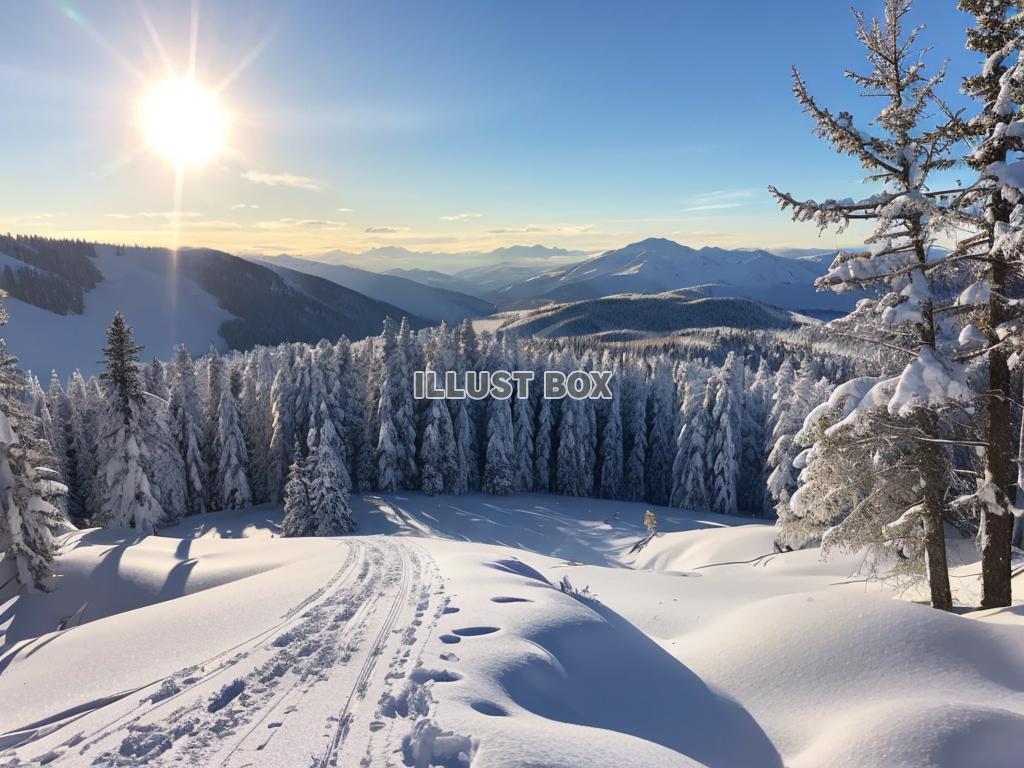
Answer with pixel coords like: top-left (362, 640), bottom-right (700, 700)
top-left (139, 76), bottom-right (228, 168)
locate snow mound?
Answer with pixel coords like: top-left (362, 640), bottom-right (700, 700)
top-left (680, 590), bottom-right (1024, 763)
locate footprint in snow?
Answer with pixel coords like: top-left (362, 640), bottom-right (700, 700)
top-left (452, 626), bottom-right (499, 637)
top-left (491, 596), bottom-right (531, 604)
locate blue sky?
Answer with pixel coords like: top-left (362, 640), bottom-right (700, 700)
top-left (0, 0), bottom-right (981, 262)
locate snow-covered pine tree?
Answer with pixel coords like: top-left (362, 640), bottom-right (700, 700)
top-left (420, 394), bottom-right (455, 496)
top-left (670, 371), bottom-right (712, 510)
top-left (939, 0), bottom-right (1024, 608)
top-left (598, 366), bottom-right (624, 498)
top-left (533, 389), bottom-right (554, 493)
top-left (203, 347), bottom-right (225, 504)
top-left (305, 405), bottom-right (355, 535)
top-left (395, 318), bottom-right (418, 485)
top-left (738, 359), bottom-right (771, 515)
top-left (778, 378), bottom-right (880, 550)
top-left (66, 370), bottom-right (99, 522)
top-left (144, 358), bottom-right (168, 400)
top-left (94, 312), bottom-right (165, 532)
top-left (645, 360), bottom-right (676, 505)
top-left (281, 438), bottom-right (314, 537)
top-left (622, 365), bottom-right (647, 502)
top-left (0, 296), bottom-right (67, 591)
top-left (140, 391), bottom-right (186, 524)
top-left (767, 369), bottom-right (821, 516)
top-left (44, 371), bottom-right (69, 483)
top-left (451, 401), bottom-right (473, 495)
top-left (266, 367), bottom-right (295, 502)
top-left (556, 395), bottom-right (586, 497)
top-left (376, 318), bottom-right (417, 492)
top-left (512, 387), bottom-right (535, 492)
top-left (216, 386), bottom-right (252, 510)
top-left (483, 395), bottom-right (515, 495)
top-left (771, 0), bottom-right (965, 608)
top-left (168, 345), bottom-right (208, 516)
top-left (708, 370), bottom-right (738, 515)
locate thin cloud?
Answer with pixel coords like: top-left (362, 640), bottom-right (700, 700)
top-left (440, 212), bottom-right (482, 221)
top-left (336, 207), bottom-right (354, 213)
top-left (106, 211), bottom-right (204, 219)
top-left (231, 203), bottom-right (260, 210)
top-left (242, 170), bottom-right (327, 191)
top-left (680, 188), bottom-right (757, 214)
top-left (165, 219), bottom-right (243, 231)
top-left (257, 218), bottom-right (348, 231)
top-left (487, 223), bottom-right (593, 235)
top-left (365, 226), bottom-right (408, 234)
top-left (679, 202), bottom-right (745, 213)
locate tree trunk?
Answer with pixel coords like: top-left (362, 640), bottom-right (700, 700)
top-left (981, 256), bottom-right (1014, 609)
top-left (920, 417), bottom-right (953, 611)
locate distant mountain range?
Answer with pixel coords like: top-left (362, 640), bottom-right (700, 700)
top-left (466, 238), bottom-right (855, 318)
top-left (0, 240), bottom-right (427, 375)
top-left (253, 254), bottom-right (496, 323)
top-left (0, 234), bottom-right (856, 374)
top-left (496, 290), bottom-right (814, 342)
top-left (311, 244), bottom-right (585, 274)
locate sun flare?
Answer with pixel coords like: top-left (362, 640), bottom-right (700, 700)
top-left (139, 76), bottom-right (227, 168)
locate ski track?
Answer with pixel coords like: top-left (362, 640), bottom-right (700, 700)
top-left (4, 538), bottom-right (449, 768)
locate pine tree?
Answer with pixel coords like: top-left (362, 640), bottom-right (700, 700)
top-left (203, 347), bottom-right (226, 507)
top-left (216, 387), bottom-right (252, 510)
top-left (556, 396), bottom-right (586, 497)
top-left (66, 370), bottom-right (99, 522)
top-left (420, 396), bottom-right (455, 496)
top-left (738, 360), bottom-right (771, 515)
top-left (168, 345), bottom-right (207, 516)
top-left (451, 401), bottom-right (473, 495)
top-left (708, 371), bottom-right (738, 515)
top-left (306, 406), bottom-right (356, 535)
top-left (512, 390), bottom-right (535, 492)
top-left (622, 367), bottom-right (647, 502)
top-left (281, 438), bottom-right (313, 537)
top-left (598, 369), bottom-right (624, 498)
top-left (483, 396), bottom-right (514, 495)
top-left (266, 367), bottom-right (295, 502)
top-left (0, 296), bottom-right (66, 591)
top-left (645, 360), bottom-right (676, 505)
top-left (671, 371), bottom-right (712, 510)
top-left (771, 0), bottom-right (962, 608)
top-left (94, 312), bottom-right (165, 532)
top-left (533, 394), bottom-right (554, 492)
top-left (947, 0), bottom-right (1024, 608)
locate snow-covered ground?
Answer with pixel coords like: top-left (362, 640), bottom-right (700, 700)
top-left (2, 495), bottom-right (1022, 767)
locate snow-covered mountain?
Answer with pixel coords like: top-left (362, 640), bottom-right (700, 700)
top-left (496, 290), bottom-right (814, 341)
top-left (312, 244), bottom-right (585, 273)
top-left (381, 267), bottom-right (487, 297)
top-left (488, 238), bottom-right (857, 317)
top-left (255, 254), bottom-right (495, 323)
top-left (0, 241), bottom-right (426, 376)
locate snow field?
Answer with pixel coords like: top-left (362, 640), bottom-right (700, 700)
top-left (2, 494), bottom-right (1023, 767)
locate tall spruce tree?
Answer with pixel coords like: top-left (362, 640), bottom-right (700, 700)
top-left (945, 0), bottom-right (1024, 608)
top-left (95, 313), bottom-right (165, 532)
top-left (771, 0), bottom-right (963, 608)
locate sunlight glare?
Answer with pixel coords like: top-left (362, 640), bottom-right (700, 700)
top-left (140, 76), bottom-right (227, 168)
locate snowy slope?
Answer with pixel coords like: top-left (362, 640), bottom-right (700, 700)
top-left (1, 245), bottom-right (234, 378)
top-left (2, 495), bottom-right (1021, 768)
top-left (491, 238), bottom-right (860, 316)
top-left (496, 290), bottom-right (813, 340)
top-left (0, 245), bottom-right (424, 376)
top-left (255, 254), bottom-right (496, 323)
